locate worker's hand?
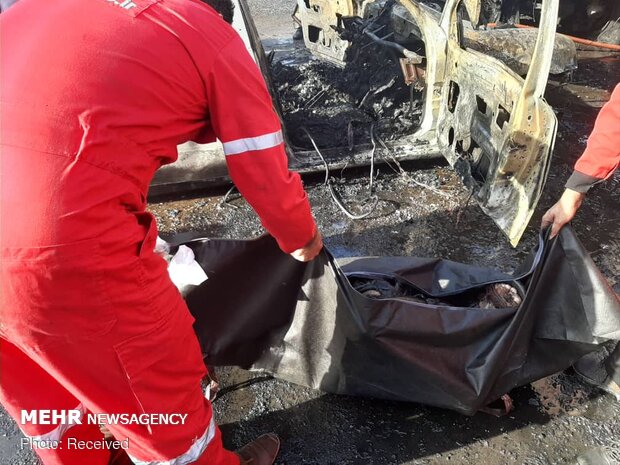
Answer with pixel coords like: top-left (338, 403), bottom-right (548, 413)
top-left (540, 189), bottom-right (585, 238)
top-left (290, 231), bottom-right (323, 262)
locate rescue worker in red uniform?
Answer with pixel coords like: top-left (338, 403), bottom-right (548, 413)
top-left (0, 0), bottom-right (323, 464)
top-left (542, 83), bottom-right (619, 465)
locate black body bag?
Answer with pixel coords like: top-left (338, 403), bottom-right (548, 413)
top-left (177, 226), bottom-right (620, 415)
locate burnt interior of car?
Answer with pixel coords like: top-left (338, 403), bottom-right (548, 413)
top-left (270, 2), bottom-right (427, 152)
top-left (266, 0), bottom-right (430, 158)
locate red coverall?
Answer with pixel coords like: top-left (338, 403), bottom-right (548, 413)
top-left (565, 83), bottom-right (620, 192)
top-left (0, 0), bottom-right (316, 464)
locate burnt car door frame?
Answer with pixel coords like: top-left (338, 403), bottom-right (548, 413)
top-left (400, 0), bottom-right (558, 245)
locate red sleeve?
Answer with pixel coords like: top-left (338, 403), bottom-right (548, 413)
top-left (567, 83), bottom-right (620, 192)
top-left (203, 35), bottom-right (316, 253)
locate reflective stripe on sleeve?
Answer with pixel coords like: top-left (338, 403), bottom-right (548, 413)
top-left (128, 416), bottom-right (217, 465)
top-left (222, 130), bottom-right (284, 156)
top-left (22, 403), bottom-right (85, 442)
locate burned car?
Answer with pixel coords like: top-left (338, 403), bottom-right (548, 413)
top-left (153, 0), bottom-right (572, 246)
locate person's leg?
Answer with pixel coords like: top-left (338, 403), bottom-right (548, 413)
top-left (572, 344), bottom-right (620, 464)
top-left (2, 309), bottom-right (241, 465)
top-left (573, 343), bottom-right (620, 401)
top-left (1, 239), bottom-right (243, 465)
top-left (604, 342), bottom-right (620, 386)
top-left (26, 280), bottom-right (240, 464)
top-left (0, 338), bottom-right (110, 465)
top-left (88, 298), bottom-right (240, 465)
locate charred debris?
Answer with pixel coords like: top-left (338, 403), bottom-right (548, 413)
top-left (267, 0), bottom-right (578, 154)
top-left (269, 0), bottom-right (426, 152)
top-left (350, 275), bottom-right (524, 308)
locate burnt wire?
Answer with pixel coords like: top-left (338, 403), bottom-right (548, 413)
top-left (305, 89), bottom-right (327, 110)
top-left (213, 375), bottom-right (274, 401)
top-left (376, 136), bottom-right (402, 175)
top-left (376, 135), bottom-right (450, 197)
top-left (369, 123), bottom-right (376, 192)
top-left (221, 185), bottom-right (240, 209)
top-left (347, 121), bottom-right (355, 150)
top-left (363, 30), bottom-right (414, 58)
top-left (360, 25), bottom-right (386, 50)
top-left (302, 127), bottom-right (378, 220)
top-left (455, 190), bottom-right (475, 227)
top-left (291, 4), bottom-right (301, 26)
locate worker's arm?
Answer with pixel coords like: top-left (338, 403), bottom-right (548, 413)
top-left (541, 83), bottom-right (619, 237)
top-left (204, 33), bottom-right (320, 257)
top-left (565, 83), bottom-right (620, 193)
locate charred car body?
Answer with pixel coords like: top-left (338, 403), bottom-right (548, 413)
top-left (154, 0), bottom-right (569, 246)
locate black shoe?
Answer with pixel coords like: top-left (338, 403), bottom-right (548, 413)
top-left (573, 349), bottom-right (620, 402)
top-left (236, 433), bottom-right (280, 465)
top-left (575, 446), bottom-right (620, 465)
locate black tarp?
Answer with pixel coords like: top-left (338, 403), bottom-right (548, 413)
top-left (177, 226), bottom-right (620, 415)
